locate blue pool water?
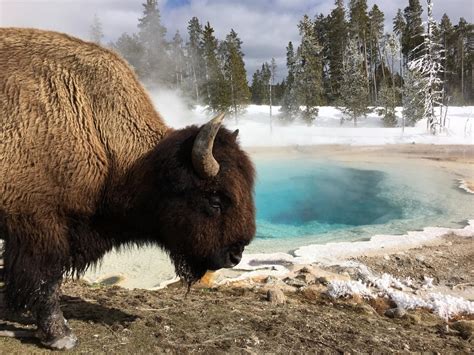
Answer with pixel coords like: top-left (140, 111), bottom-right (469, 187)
top-left (250, 158), bottom-right (469, 251)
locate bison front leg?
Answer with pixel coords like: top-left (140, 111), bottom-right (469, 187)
top-left (34, 276), bottom-right (77, 350)
top-left (3, 220), bottom-right (78, 350)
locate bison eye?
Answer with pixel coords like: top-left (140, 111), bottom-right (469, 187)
top-left (208, 195), bottom-right (222, 214)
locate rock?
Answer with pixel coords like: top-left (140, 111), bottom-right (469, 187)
top-left (265, 275), bottom-right (280, 284)
top-left (296, 273), bottom-right (316, 285)
top-left (266, 288), bottom-right (286, 305)
top-left (315, 276), bottom-right (329, 286)
top-left (298, 267), bottom-right (312, 274)
top-left (383, 255), bottom-right (390, 261)
top-left (385, 307), bottom-right (407, 319)
top-left (283, 277), bottom-right (306, 288)
top-left (451, 320), bottom-right (473, 340)
top-left (415, 256), bottom-right (425, 263)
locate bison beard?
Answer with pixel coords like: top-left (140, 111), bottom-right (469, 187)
top-left (0, 28), bottom-right (256, 350)
top-left (171, 252), bottom-right (208, 288)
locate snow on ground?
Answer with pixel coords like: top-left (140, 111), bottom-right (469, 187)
top-left (150, 90), bottom-right (473, 147)
top-left (230, 221), bottom-right (474, 319)
top-left (220, 105), bottom-right (474, 146)
top-left (235, 220), bottom-right (474, 273)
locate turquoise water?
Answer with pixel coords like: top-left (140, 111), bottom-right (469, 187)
top-left (249, 158), bottom-right (471, 253)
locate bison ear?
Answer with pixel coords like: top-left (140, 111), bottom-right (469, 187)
top-left (231, 129), bottom-right (239, 142)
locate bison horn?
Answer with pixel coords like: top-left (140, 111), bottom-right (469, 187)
top-left (192, 112), bottom-right (225, 178)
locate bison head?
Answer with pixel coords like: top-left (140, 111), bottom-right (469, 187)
top-left (137, 114), bottom-right (256, 284)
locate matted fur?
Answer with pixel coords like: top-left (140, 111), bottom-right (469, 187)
top-left (0, 28), bottom-right (256, 314)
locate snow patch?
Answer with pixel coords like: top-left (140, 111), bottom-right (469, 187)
top-left (326, 263), bottom-right (474, 320)
top-left (154, 103), bottom-right (474, 146)
top-left (327, 280), bottom-right (373, 299)
top-left (458, 179), bottom-right (474, 194)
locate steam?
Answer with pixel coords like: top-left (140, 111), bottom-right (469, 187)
top-left (146, 89), bottom-right (474, 148)
top-left (148, 88), bottom-right (206, 129)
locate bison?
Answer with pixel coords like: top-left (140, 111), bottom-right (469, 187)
top-left (0, 28), bottom-right (256, 349)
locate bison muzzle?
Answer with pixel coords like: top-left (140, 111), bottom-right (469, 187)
top-left (0, 28), bottom-right (256, 350)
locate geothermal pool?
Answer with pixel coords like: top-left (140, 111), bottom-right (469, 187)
top-left (84, 155), bottom-right (473, 288)
top-left (247, 157), bottom-right (473, 253)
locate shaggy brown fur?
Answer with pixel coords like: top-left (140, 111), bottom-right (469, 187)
top-left (0, 28), bottom-right (255, 348)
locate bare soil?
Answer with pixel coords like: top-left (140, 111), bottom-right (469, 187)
top-left (1, 235), bottom-right (473, 353)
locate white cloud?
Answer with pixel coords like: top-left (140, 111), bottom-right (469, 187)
top-left (1, 0), bottom-right (472, 81)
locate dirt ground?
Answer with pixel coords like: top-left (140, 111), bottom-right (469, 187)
top-left (0, 234), bottom-right (472, 353)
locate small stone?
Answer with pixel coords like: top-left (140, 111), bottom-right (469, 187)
top-left (265, 276), bottom-right (279, 284)
top-left (296, 273), bottom-right (316, 284)
top-left (283, 277), bottom-right (306, 288)
top-left (383, 255), bottom-right (390, 261)
top-left (266, 288), bottom-right (286, 305)
top-left (299, 267), bottom-right (311, 274)
top-left (415, 256), bottom-right (425, 263)
top-left (315, 276), bottom-right (329, 286)
top-left (451, 320), bottom-right (473, 340)
top-left (385, 307), bottom-right (407, 319)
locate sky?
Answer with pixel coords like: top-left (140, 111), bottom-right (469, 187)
top-left (1, 0), bottom-right (472, 81)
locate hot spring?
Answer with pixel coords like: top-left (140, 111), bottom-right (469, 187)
top-left (84, 153), bottom-right (473, 289)
top-left (247, 157), bottom-right (473, 253)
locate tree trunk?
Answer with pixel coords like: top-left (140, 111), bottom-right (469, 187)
top-left (191, 63), bottom-right (200, 103)
top-left (370, 39), bottom-right (377, 103)
top-left (461, 43), bottom-right (464, 104)
top-left (377, 43), bottom-right (386, 82)
top-left (363, 36), bottom-right (371, 104)
top-left (230, 72), bottom-right (237, 123)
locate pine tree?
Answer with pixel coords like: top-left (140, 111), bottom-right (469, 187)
top-left (273, 80), bottom-right (286, 106)
top-left (171, 31), bottom-right (186, 90)
top-left (280, 41), bottom-right (300, 121)
top-left (408, 0), bottom-right (445, 134)
top-left (222, 29), bottom-right (250, 117)
top-left (186, 17), bottom-right (204, 104)
top-left (339, 38), bottom-right (370, 125)
top-left (260, 62), bottom-right (271, 104)
top-left (201, 22), bottom-right (229, 112)
top-left (382, 33), bottom-right (401, 88)
top-left (250, 69), bottom-right (264, 104)
top-left (402, 67), bottom-right (425, 127)
top-left (439, 14), bottom-right (454, 99)
top-left (269, 58), bottom-right (277, 123)
top-left (349, 0), bottom-right (370, 102)
top-left (402, 0), bottom-right (424, 61)
top-left (327, 0), bottom-right (348, 102)
top-left (89, 14), bottom-right (104, 45)
top-left (112, 33), bottom-right (144, 75)
top-left (314, 13), bottom-right (330, 104)
top-left (137, 0), bottom-right (171, 86)
top-left (393, 9), bottom-right (406, 83)
top-left (377, 81), bottom-right (399, 127)
top-left (368, 4), bottom-right (384, 102)
top-left (295, 15), bottom-right (323, 124)
top-left (454, 18), bottom-right (472, 104)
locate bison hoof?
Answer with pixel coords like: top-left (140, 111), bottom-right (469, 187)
top-left (42, 333), bottom-right (78, 350)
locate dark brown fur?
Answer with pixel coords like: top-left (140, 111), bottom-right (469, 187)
top-left (0, 28), bottom-right (255, 347)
